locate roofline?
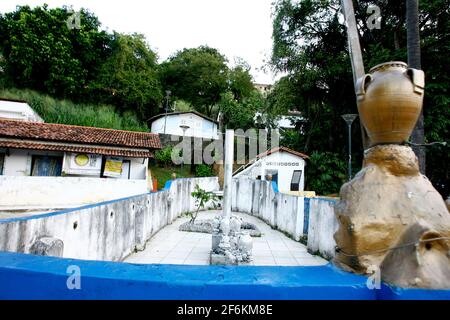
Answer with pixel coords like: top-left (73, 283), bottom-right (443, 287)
top-left (147, 111), bottom-right (218, 124)
top-left (0, 118), bottom-right (156, 136)
top-left (233, 146), bottom-right (309, 176)
top-left (0, 119), bottom-right (161, 149)
top-left (256, 146), bottom-right (309, 160)
top-left (0, 97), bottom-right (29, 104)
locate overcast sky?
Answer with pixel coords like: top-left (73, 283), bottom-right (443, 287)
top-left (0, 0), bottom-right (281, 84)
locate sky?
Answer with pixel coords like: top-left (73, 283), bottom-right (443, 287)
top-left (0, 0), bottom-right (282, 84)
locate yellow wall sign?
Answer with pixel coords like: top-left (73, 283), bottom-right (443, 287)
top-left (103, 157), bottom-right (123, 177)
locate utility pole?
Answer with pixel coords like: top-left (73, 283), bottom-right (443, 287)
top-left (163, 90), bottom-right (171, 134)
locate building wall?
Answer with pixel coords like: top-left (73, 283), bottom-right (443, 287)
top-left (0, 148), bottom-right (151, 208)
top-left (1, 148), bottom-right (148, 180)
top-left (151, 113), bottom-right (219, 139)
top-left (0, 100), bottom-right (44, 122)
top-left (0, 177), bottom-right (219, 261)
top-left (234, 152), bottom-right (306, 193)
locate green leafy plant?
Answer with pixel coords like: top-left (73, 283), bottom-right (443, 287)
top-left (189, 185), bottom-right (219, 224)
top-left (154, 146), bottom-right (182, 167)
top-left (195, 164), bottom-right (214, 177)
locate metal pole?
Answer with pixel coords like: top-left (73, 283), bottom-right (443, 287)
top-left (348, 123), bottom-right (352, 181)
top-left (163, 90), bottom-right (171, 134)
top-left (222, 129), bottom-right (234, 221)
top-left (342, 114), bottom-right (357, 181)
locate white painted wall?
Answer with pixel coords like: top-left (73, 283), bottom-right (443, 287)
top-left (231, 178), bottom-right (305, 241)
top-left (0, 100), bottom-right (44, 122)
top-left (0, 177), bottom-right (220, 261)
top-left (1, 149), bottom-right (148, 179)
top-left (151, 113), bottom-right (219, 139)
top-left (0, 176), bottom-right (149, 208)
top-left (0, 148), bottom-right (151, 208)
top-left (234, 151), bottom-right (306, 193)
top-left (306, 199), bottom-right (338, 259)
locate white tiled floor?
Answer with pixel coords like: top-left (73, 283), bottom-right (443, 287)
top-left (124, 210), bottom-right (328, 266)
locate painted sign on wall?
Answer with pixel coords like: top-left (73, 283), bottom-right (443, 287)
top-left (104, 157), bottom-right (123, 177)
top-left (64, 153), bottom-right (102, 176)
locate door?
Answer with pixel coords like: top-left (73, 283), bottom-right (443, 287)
top-left (31, 155), bottom-right (63, 176)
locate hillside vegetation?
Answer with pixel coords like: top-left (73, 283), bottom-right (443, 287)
top-left (0, 88), bottom-right (148, 132)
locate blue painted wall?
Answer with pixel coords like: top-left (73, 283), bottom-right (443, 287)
top-left (0, 252), bottom-right (449, 300)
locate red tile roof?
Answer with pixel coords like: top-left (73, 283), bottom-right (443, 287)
top-left (0, 139), bottom-right (153, 158)
top-left (0, 119), bottom-right (161, 149)
top-left (256, 146), bottom-right (309, 160)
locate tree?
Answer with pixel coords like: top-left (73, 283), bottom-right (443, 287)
top-left (0, 5), bottom-right (112, 99)
top-left (271, 0), bottom-right (450, 196)
top-left (160, 46), bottom-right (229, 117)
top-left (92, 33), bottom-right (162, 120)
top-left (189, 185), bottom-right (219, 224)
top-left (218, 90), bottom-right (265, 130)
top-left (407, 0), bottom-right (426, 174)
top-left (228, 59), bottom-right (255, 102)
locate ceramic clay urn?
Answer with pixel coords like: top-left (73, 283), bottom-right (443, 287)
top-left (356, 61), bottom-right (425, 146)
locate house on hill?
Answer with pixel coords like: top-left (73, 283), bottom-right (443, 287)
top-left (148, 111), bottom-right (219, 140)
top-left (0, 98), bottom-right (44, 122)
top-left (233, 146), bottom-right (309, 194)
top-left (0, 119), bottom-right (161, 209)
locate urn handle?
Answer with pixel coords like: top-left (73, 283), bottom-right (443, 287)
top-left (355, 74), bottom-right (372, 99)
top-left (407, 68), bottom-right (425, 95)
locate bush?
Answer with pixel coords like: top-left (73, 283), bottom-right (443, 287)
top-left (154, 146), bottom-right (174, 167)
top-left (306, 151), bottom-right (347, 196)
top-left (195, 164), bottom-right (214, 177)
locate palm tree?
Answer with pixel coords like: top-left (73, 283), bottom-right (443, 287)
top-left (407, 0), bottom-right (426, 174)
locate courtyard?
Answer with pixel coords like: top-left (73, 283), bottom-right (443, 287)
top-left (124, 210), bottom-right (327, 266)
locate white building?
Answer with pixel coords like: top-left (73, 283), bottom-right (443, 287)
top-left (0, 98), bottom-right (44, 122)
top-left (148, 111), bottom-right (219, 140)
top-left (233, 147), bottom-right (308, 194)
top-left (254, 112), bottom-right (303, 130)
top-left (0, 119), bottom-right (161, 209)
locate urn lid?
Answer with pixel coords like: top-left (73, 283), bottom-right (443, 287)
top-left (369, 61), bottom-right (407, 73)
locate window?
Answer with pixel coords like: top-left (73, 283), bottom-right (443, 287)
top-left (290, 170), bottom-right (302, 191)
top-left (31, 155), bottom-right (63, 176)
top-left (0, 153), bottom-right (4, 175)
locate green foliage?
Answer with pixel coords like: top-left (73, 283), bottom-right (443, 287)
top-left (0, 88), bottom-right (147, 131)
top-left (271, 0), bottom-right (450, 196)
top-left (189, 185), bottom-right (219, 224)
top-left (306, 151), bottom-right (347, 196)
top-left (92, 33), bottom-right (162, 120)
top-left (160, 46), bottom-right (229, 117)
top-left (218, 90), bottom-right (265, 130)
top-left (195, 164), bottom-right (214, 177)
top-left (228, 59), bottom-right (255, 102)
top-left (0, 5), bottom-right (112, 98)
top-left (155, 146), bottom-right (176, 167)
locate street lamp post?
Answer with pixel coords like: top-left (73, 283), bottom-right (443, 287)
top-left (163, 90), bottom-right (171, 134)
top-left (180, 125), bottom-right (190, 168)
top-left (341, 114), bottom-right (358, 181)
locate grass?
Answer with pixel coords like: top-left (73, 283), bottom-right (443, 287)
top-left (0, 88), bottom-right (148, 132)
top-left (149, 164), bottom-right (196, 190)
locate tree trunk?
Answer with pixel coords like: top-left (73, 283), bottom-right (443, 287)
top-left (407, 0), bottom-right (426, 174)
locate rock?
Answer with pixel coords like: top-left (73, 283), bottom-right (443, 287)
top-left (30, 237), bottom-right (64, 257)
top-left (334, 145), bottom-right (450, 288)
